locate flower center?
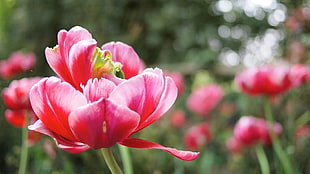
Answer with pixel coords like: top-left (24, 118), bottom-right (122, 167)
top-left (91, 47), bottom-right (124, 79)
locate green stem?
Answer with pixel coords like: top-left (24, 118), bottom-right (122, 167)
top-left (264, 99), bottom-right (293, 174)
top-left (18, 121), bottom-right (29, 174)
top-left (101, 148), bottom-right (123, 174)
top-left (255, 144), bottom-right (270, 174)
top-left (118, 144), bottom-right (133, 174)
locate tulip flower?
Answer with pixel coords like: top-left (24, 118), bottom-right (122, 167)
top-left (2, 77), bottom-right (43, 144)
top-left (45, 26), bottom-right (144, 91)
top-left (29, 68), bottom-right (199, 161)
top-left (233, 116), bottom-right (282, 146)
top-left (2, 77), bottom-right (42, 110)
top-left (234, 116), bottom-right (261, 146)
top-left (183, 123), bottom-right (212, 151)
top-left (0, 51), bottom-right (36, 79)
top-left (187, 84), bottom-right (224, 116)
top-left (235, 65), bottom-right (292, 96)
top-left (5, 109), bottom-right (27, 128)
top-left (289, 64), bottom-right (310, 87)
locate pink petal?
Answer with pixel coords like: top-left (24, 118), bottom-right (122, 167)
top-left (68, 39), bottom-right (97, 90)
top-left (69, 99), bottom-right (140, 149)
top-left (109, 68), bottom-right (177, 132)
top-left (45, 47), bottom-right (75, 85)
top-left (58, 26), bottom-right (93, 63)
top-left (120, 138), bottom-right (200, 161)
top-left (30, 77), bottom-right (87, 141)
top-left (29, 120), bottom-right (89, 153)
top-left (82, 78), bottom-right (116, 102)
top-left (101, 41), bottom-right (144, 79)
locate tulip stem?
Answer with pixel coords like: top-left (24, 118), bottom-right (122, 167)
top-left (18, 120), bottom-right (29, 174)
top-left (118, 144), bottom-right (133, 174)
top-left (255, 144), bottom-right (270, 174)
top-left (264, 100), bottom-right (293, 174)
top-left (101, 148), bottom-right (123, 174)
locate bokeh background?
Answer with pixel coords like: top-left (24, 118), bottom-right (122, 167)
top-left (1, 0), bottom-right (310, 173)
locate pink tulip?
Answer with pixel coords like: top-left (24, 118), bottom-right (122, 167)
top-left (0, 51), bottom-right (36, 79)
top-left (234, 116), bottom-right (261, 146)
top-left (183, 123), bottom-right (212, 151)
top-left (5, 109), bottom-right (27, 128)
top-left (256, 118), bottom-right (282, 145)
top-left (235, 65), bottom-right (292, 96)
top-left (187, 84), bottom-right (224, 116)
top-left (29, 68), bottom-right (199, 161)
top-left (234, 116), bottom-right (282, 146)
top-left (2, 77), bottom-right (42, 110)
top-left (289, 64), bottom-right (310, 87)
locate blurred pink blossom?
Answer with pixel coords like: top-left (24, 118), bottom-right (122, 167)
top-left (235, 65), bottom-right (292, 96)
top-left (184, 123), bottom-right (212, 151)
top-left (0, 51), bottom-right (36, 79)
top-left (187, 84), bottom-right (224, 116)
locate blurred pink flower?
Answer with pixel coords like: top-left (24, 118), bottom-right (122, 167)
top-left (2, 77), bottom-right (43, 145)
top-left (234, 116), bottom-right (282, 146)
top-left (289, 64), bottom-right (310, 87)
top-left (187, 84), bottom-right (224, 116)
top-left (256, 118), bottom-right (282, 145)
top-left (234, 116), bottom-right (261, 146)
top-left (29, 69), bottom-right (199, 161)
top-left (2, 77), bottom-right (42, 110)
top-left (184, 123), bottom-right (212, 151)
top-left (0, 51), bottom-right (36, 79)
top-left (165, 72), bottom-right (185, 96)
top-left (170, 110), bottom-right (186, 129)
top-left (235, 65), bottom-right (292, 96)
top-left (5, 109), bottom-right (27, 128)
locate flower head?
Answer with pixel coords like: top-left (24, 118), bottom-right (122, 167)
top-left (233, 116), bottom-right (282, 146)
top-left (187, 84), bottom-right (224, 116)
top-left (0, 51), bottom-right (36, 79)
top-left (2, 77), bottom-right (42, 110)
top-left (29, 68), bottom-right (199, 160)
top-left (235, 65), bottom-right (292, 96)
top-left (183, 123), bottom-right (212, 151)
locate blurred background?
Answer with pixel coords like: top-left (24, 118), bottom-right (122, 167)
top-left (1, 0), bottom-right (310, 173)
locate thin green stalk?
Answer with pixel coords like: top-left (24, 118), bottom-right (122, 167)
top-left (264, 99), bottom-right (294, 174)
top-left (101, 148), bottom-right (123, 174)
top-left (18, 121), bottom-right (29, 174)
top-left (255, 144), bottom-right (270, 174)
top-left (118, 144), bottom-right (133, 174)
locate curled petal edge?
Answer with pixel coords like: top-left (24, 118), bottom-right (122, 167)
top-left (29, 120), bottom-right (90, 153)
top-left (119, 138), bottom-right (200, 161)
